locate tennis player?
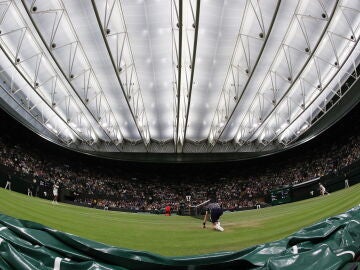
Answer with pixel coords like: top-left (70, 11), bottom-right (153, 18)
top-left (319, 182), bottom-right (329, 196)
top-left (202, 200), bottom-right (224, 232)
top-left (52, 182), bottom-right (59, 204)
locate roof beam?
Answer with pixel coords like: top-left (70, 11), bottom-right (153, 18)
top-left (207, 0), bottom-right (281, 148)
top-left (91, 0), bottom-right (151, 150)
top-left (233, 0), bottom-right (340, 146)
top-left (0, 36), bottom-right (96, 147)
top-left (174, 0), bottom-right (183, 153)
top-left (0, 82), bottom-right (74, 145)
top-left (178, 0), bottom-right (200, 153)
top-left (20, 0), bottom-right (124, 149)
top-left (265, 39), bottom-right (360, 147)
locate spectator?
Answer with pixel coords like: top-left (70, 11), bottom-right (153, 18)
top-left (0, 109), bottom-right (359, 211)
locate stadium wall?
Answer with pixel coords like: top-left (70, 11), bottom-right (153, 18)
top-left (274, 159), bottom-right (360, 204)
top-left (1, 158), bottom-right (359, 213)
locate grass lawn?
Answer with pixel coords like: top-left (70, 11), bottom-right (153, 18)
top-left (0, 183), bottom-right (359, 256)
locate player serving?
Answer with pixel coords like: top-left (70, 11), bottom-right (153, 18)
top-left (202, 200), bottom-right (224, 232)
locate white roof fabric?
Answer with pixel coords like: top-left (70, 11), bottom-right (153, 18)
top-left (0, 0), bottom-right (359, 155)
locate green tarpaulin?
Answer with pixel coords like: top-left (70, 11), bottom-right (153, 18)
top-left (0, 206), bottom-right (359, 269)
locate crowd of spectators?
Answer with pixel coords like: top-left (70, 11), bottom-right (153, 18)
top-left (0, 108), bottom-right (359, 213)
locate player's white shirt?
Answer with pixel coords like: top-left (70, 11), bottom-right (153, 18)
top-left (53, 184), bottom-right (59, 196)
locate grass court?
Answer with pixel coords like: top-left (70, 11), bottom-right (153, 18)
top-left (0, 184), bottom-right (359, 256)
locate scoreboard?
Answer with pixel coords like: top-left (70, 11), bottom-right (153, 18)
top-left (270, 186), bottom-right (292, 205)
